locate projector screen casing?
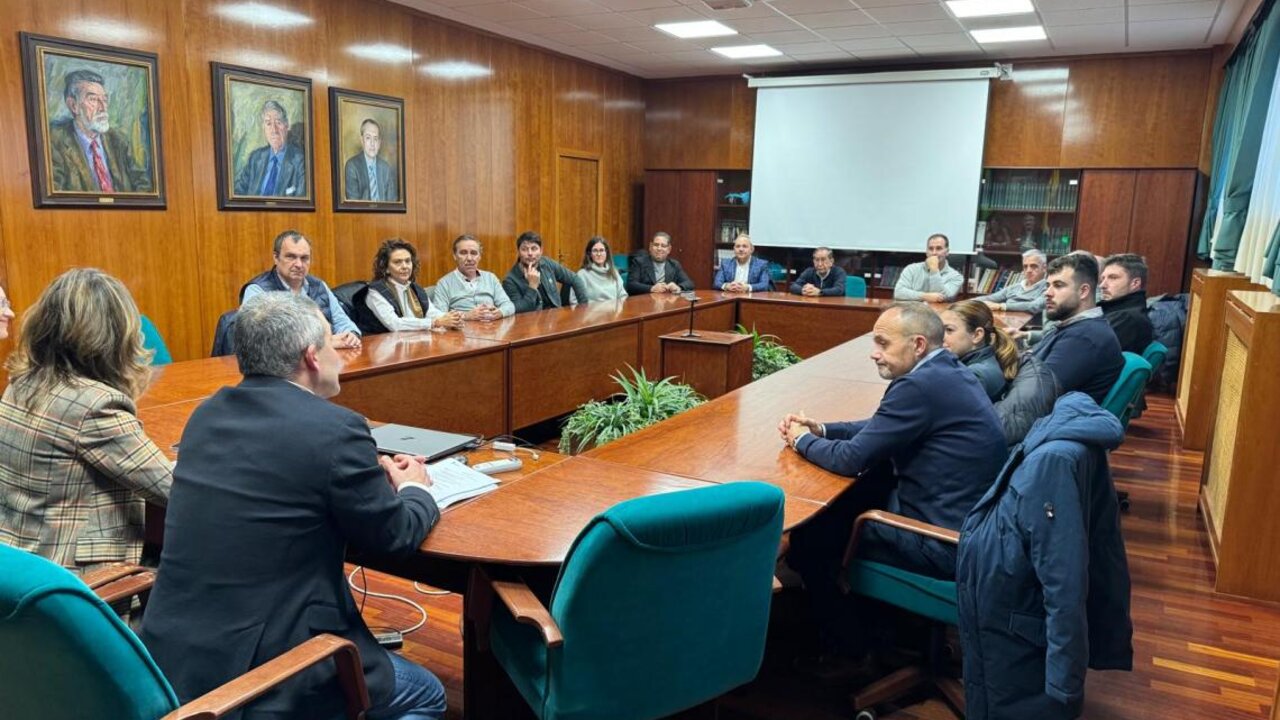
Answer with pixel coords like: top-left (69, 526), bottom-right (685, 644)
top-left (749, 78), bottom-right (990, 255)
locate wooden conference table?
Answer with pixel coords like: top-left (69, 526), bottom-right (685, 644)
top-left (137, 291), bottom-right (1026, 719)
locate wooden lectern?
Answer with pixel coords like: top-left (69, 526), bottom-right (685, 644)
top-left (660, 331), bottom-right (754, 400)
top-left (1199, 290), bottom-right (1280, 602)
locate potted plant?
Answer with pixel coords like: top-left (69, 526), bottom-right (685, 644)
top-left (736, 325), bottom-right (801, 380)
top-left (559, 366), bottom-right (703, 454)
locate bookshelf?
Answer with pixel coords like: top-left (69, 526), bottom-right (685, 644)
top-left (972, 168), bottom-right (1081, 296)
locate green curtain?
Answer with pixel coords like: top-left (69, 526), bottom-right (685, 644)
top-left (1199, 63), bottom-right (1241, 257)
top-left (1264, 221), bottom-right (1280, 293)
top-left (1206, 0), bottom-right (1280, 269)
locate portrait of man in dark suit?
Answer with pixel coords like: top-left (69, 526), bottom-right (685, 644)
top-left (343, 118), bottom-right (398, 202)
top-left (232, 99), bottom-right (307, 198)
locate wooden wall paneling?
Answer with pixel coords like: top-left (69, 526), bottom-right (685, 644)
top-left (601, 71), bottom-right (644, 253)
top-left (643, 170), bottom-right (717, 280)
top-left (727, 76), bottom-right (756, 170)
top-left (1077, 170), bottom-right (1137, 257)
top-left (554, 153), bottom-right (600, 265)
top-left (1128, 169), bottom-right (1197, 295)
top-left (327, 0), bottom-right (419, 287)
top-left (983, 63), bottom-right (1069, 168)
top-left (511, 43), bottom-right (556, 278)
top-left (644, 78), bottom-right (754, 170)
top-left (0, 0), bottom-right (206, 360)
top-left (1061, 53), bottom-right (1213, 168)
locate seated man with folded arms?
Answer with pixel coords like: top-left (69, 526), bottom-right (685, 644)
top-left (789, 246), bottom-right (848, 297)
top-left (364, 237), bottom-right (463, 333)
top-left (1098, 253), bottom-right (1154, 354)
top-left (893, 233), bottom-right (963, 303)
top-left (627, 231), bottom-right (695, 295)
top-left (974, 248), bottom-right (1048, 314)
top-left (1032, 253), bottom-right (1124, 403)
top-left (502, 230), bottom-right (587, 314)
top-left (779, 302), bottom-right (1007, 667)
top-left (240, 229), bottom-right (362, 348)
top-left (432, 234), bottom-right (515, 322)
top-left (140, 292), bottom-right (446, 720)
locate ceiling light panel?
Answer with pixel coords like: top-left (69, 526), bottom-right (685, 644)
top-left (946, 0), bottom-right (1035, 18)
top-left (970, 25), bottom-right (1046, 42)
top-left (655, 20), bottom-right (738, 38)
top-left (711, 44), bottom-right (783, 58)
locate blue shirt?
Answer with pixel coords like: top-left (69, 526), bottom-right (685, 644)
top-left (72, 126), bottom-right (110, 191)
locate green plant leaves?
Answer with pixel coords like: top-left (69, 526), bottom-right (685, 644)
top-left (735, 324), bottom-right (801, 380)
top-left (558, 365), bottom-right (705, 455)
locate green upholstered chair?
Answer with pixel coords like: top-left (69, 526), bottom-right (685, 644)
top-left (613, 253), bottom-right (629, 282)
top-left (1141, 341), bottom-right (1168, 378)
top-left (845, 276), bottom-right (868, 299)
top-left (1100, 352), bottom-right (1153, 432)
top-left (483, 481), bottom-right (786, 720)
top-left (140, 315), bottom-right (172, 366)
top-left (840, 510), bottom-right (964, 720)
top-left (0, 545), bottom-right (369, 720)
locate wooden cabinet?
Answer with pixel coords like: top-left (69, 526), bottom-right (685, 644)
top-left (643, 170), bottom-right (717, 287)
top-left (1199, 290), bottom-right (1280, 602)
top-left (1076, 169), bottom-right (1200, 295)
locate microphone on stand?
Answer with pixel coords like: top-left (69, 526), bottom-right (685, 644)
top-left (681, 291), bottom-right (700, 338)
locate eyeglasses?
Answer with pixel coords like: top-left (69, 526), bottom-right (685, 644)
top-left (0, 299), bottom-right (10, 311)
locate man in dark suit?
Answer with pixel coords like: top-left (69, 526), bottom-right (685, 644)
top-left (780, 302), bottom-right (1008, 665)
top-left (343, 118), bottom-right (398, 202)
top-left (139, 292), bottom-right (446, 720)
top-left (1098, 253), bottom-right (1154, 354)
top-left (233, 100), bottom-right (307, 198)
top-left (626, 232), bottom-right (695, 295)
top-left (47, 69), bottom-right (151, 193)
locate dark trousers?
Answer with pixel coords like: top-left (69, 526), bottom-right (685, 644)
top-left (788, 464), bottom-right (956, 656)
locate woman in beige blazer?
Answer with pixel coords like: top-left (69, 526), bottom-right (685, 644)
top-left (0, 269), bottom-right (172, 573)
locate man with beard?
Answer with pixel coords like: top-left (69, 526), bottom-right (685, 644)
top-left (1098, 253), bottom-right (1154, 354)
top-left (778, 303), bottom-right (1007, 670)
top-left (1032, 253), bottom-right (1123, 403)
top-left (48, 69), bottom-right (152, 193)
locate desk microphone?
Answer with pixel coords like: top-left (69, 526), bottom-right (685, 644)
top-left (681, 292), bottom-right (700, 338)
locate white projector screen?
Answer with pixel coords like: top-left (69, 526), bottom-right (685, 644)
top-left (749, 77), bottom-right (990, 255)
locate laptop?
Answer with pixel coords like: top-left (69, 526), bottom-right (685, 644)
top-left (370, 424), bottom-right (481, 461)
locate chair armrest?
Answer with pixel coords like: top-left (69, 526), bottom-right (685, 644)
top-left (83, 564), bottom-right (156, 605)
top-left (841, 510), bottom-right (960, 572)
top-left (162, 634), bottom-right (370, 720)
top-left (492, 579), bottom-right (564, 648)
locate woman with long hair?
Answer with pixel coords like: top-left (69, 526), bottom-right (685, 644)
top-left (0, 268), bottom-right (172, 573)
top-left (574, 236), bottom-right (628, 302)
top-left (941, 299), bottom-right (1020, 401)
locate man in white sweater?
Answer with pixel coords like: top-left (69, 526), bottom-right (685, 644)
top-left (893, 233), bottom-right (963, 303)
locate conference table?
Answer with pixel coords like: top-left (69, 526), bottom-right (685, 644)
top-left (136, 291), bottom-right (1027, 719)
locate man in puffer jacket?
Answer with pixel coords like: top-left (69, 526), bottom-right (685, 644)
top-left (993, 352), bottom-right (1059, 446)
top-left (956, 392), bottom-right (1133, 720)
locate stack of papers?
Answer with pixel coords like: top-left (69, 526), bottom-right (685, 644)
top-left (424, 457), bottom-right (500, 509)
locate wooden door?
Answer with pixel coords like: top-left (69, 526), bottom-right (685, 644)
top-left (1077, 170), bottom-right (1137, 259)
top-left (556, 154), bottom-right (600, 267)
top-left (1129, 169), bottom-right (1197, 295)
top-left (643, 170), bottom-right (716, 285)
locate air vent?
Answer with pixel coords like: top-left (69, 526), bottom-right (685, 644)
top-left (703, 0), bottom-right (752, 11)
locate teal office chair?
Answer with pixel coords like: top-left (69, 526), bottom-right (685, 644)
top-left (140, 315), bottom-right (172, 366)
top-left (483, 481), bottom-right (785, 720)
top-left (1099, 352), bottom-right (1153, 432)
top-left (1140, 341), bottom-right (1167, 380)
top-left (846, 276), bottom-right (868, 298)
top-left (613, 253), bottom-right (629, 282)
top-left (0, 545), bottom-right (370, 720)
top-left (841, 511), bottom-right (963, 720)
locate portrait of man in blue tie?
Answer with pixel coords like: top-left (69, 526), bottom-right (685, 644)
top-left (233, 99), bottom-right (308, 198)
top-left (343, 118), bottom-right (398, 202)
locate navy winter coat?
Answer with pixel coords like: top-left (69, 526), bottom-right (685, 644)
top-left (955, 392), bottom-right (1133, 720)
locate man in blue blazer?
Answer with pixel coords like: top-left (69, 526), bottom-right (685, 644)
top-left (780, 302), bottom-right (1008, 662)
top-left (233, 100), bottom-right (308, 198)
top-left (714, 233), bottom-right (772, 292)
top-left (140, 292), bottom-right (446, 720)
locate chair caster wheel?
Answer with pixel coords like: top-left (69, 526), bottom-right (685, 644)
top-left (1119, 498), bottom-right (1131, 512)
top-left (855, 710), bottom-right (877, 720)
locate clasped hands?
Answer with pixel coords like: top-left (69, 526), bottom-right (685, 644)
top-left (721, 281), bottom-right (750, 293)
top-left (379, 453), bottom-right (433, 491)
top-left (465, 304), bottom-right (504, 322)
top-left (778, 412), bottom-right (823, 449)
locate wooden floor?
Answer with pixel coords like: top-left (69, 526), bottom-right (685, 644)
top-left (353, 394), bottom-right (1280, 719)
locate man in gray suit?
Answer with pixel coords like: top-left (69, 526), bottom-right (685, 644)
top-left (343, 118), bottom-right (397, 202)
top-left (233, 100), bottom-right (307, 198)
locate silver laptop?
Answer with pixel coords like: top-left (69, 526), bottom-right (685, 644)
top-left (370, 424), bottom-right (480, 461)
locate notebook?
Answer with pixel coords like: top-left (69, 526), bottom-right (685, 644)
top-left (370, 424), bottom-right (480, 461)
top-left (424, 456), bottom-right (500, 509)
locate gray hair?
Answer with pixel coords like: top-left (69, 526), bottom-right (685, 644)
top-left (63, 70), bottom-right (106, 102)
top-left (814, 246), bottom-right (833, 259)
top-left (234, 293), bottom-right (326, 378)
top-left (273, 229), bottom-right (308, 255)
top-left (261, 99), bottom-right (289, 126)
top-left (1022, 248), bottom-right (1047, 265)
top-left (885, 301), bottom-right (944, 349)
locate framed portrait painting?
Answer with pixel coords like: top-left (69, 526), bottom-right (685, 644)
top-left (329, 88), bottom-right (406, 213)
top-left (20, 33), bottom-right (166, 209)
top-left (211, 63), bottom-right (314, 211)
